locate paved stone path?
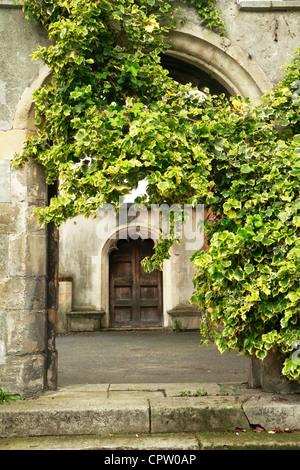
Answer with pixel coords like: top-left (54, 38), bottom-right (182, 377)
top-left (56, 330), bottom-right (250, 385)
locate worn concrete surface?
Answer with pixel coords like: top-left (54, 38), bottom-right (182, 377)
top-left (56, 330), bottom-right (250, 385)
top-left (1, 431), bottom-right (300, 451)
top-left (0, 331), bottom-right (299, 450)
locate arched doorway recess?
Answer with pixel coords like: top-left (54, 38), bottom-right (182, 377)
top-left (165, 21), bottom-right (271, 103)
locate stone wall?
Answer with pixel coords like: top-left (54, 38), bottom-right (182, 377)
top-left (0, 2), bottom-right (51, 396)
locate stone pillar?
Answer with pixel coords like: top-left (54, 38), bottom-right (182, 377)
top-left (46, 184), bottom-right (59, 392)
top-left (57, 278), bottom-right (73, 334)
top-left (249, 351), bottom-right (299, 394)
top-left (0, 147), bottom-right (49, 397)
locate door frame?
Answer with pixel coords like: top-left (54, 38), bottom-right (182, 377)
top-left (109, 238), bottom-right (163, 328)
top-left (100, 223), bottom-right (172, 328)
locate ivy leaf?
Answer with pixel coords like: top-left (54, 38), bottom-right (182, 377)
top-left (244, 264), bottom-right (255, 275)
top-left (240, 164), bottom-right (253, 174)
top-left (233, 267), bottom-right (244, 281)
top-left (157, 181), bottom-right (170, 193)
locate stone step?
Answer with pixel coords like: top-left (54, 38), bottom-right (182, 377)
top-left (0, 384), bottom-right (299, 439)
top-left (1, 432), bottom-right (300, 451)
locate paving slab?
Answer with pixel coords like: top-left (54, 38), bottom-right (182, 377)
top-left (0, 394), bottom-right (150, 437)
top-left (243, 394), bottom-right (300, 431)
top-left (0, 434), bottom-right (201, 451)
top-left (107, 382), bottom-right (221, 396)
top-left (150, 395), bottom-right (250, 433)
top-left (196, 431), bottom-right (300, 450)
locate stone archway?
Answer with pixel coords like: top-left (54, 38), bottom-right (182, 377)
top-left (0, 23), bottom-right (273, 395)
top-left (100, 222), bottom-right (167, 328)
top-left (166, 21), bottom-right (272, 103)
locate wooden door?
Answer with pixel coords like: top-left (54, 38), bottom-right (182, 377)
top-left (109, 238), bottom-right (163, 327)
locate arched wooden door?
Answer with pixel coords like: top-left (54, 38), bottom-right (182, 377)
top-left (109, 238), bottom-right (163, 328)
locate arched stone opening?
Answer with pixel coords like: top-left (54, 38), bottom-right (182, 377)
top-left (100, 223), bottom-right (164, 329)
top-left (109, 237), bottom-right (163, 328)
top-left (165, 22), bottom-right (272, 103)
top-left (161, 55), bottom-right (231, 98)
top-left (1, 23), bottom-right (273, 394)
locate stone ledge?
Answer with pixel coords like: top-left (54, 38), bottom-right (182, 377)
top-left (168, 305), bottom-right (203, 330)
top-left (67, 310), bottom-right (106, 316)
top-left (0, 0), bottom-right (23, 8)
top-left (167, 305), bottom-right (203, 318)
top-left (238, 0), bottom-right (300, 11)
top-left (67, 310), bottom-right (105, 332)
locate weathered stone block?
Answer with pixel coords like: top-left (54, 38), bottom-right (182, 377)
top-left (0, 204), bottom-right (22, 234)
top-left (8, 233), bottom-right (27, 276)
top-left (0, 160), bottom-right (10, 202)
top-left (24, 277), bottom-right (47, 311)
top-left (0, 309), bottom-right (6, 365)
top-left (249, 351), bottom-right (300, 393)
top-left (0, 277), bottom-right (46, 311)
top-left (150, 396), bottom-right (250, 433)
top-left (27, 233), bottom-right (47, 276)
top-left (10, 163), bottom-right (27, 202)
top-left (0, 353), bottom-right (46, 397)
top-left (8, 233), bottom-right (47, 277)
top-left (26, 161), bottom-right (47, 205)
top-left (0, 233), bottom-right (8, 276)
top-left (168, 305), bottom-right (203, 330)
top-left (0, 278), bottom-right (26, 310)
top-left (243, 395), bottom-right (300, 431)
top-left (6, 309), bottom-right (46, 355)
top-left (0, 130), bottom-right (27, 161)
top-left (67, 311), bottom-right (105, 332)
top-left (0, 397), bottom-right (150, 436)
top-left (26, 203), bottom-right (46, 233)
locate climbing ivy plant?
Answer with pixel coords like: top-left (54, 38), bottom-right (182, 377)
top-left (14, 0), bottom-right (300, 382)
top-left (15, 0), bottom-right (224, 227)
top-left (190, 50), bottom-right (300, 382)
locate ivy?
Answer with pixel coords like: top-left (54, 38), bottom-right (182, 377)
top-left (13, 1), bottom-right (299, 382)
top-left (186, 0), bottom-right (225, 33)
top-left (15, 0), bottom-right (221, 225)
top-left (190, 50), bottom-right (300, 382)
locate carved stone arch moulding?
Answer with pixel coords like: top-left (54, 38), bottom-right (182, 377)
top-left (167, 22), bottom-right (272, 103)
top-left (13, 64), bottom-right (52, 132)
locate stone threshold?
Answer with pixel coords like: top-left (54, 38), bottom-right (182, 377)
top-left (0, 0), bottom-right (23, 8)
